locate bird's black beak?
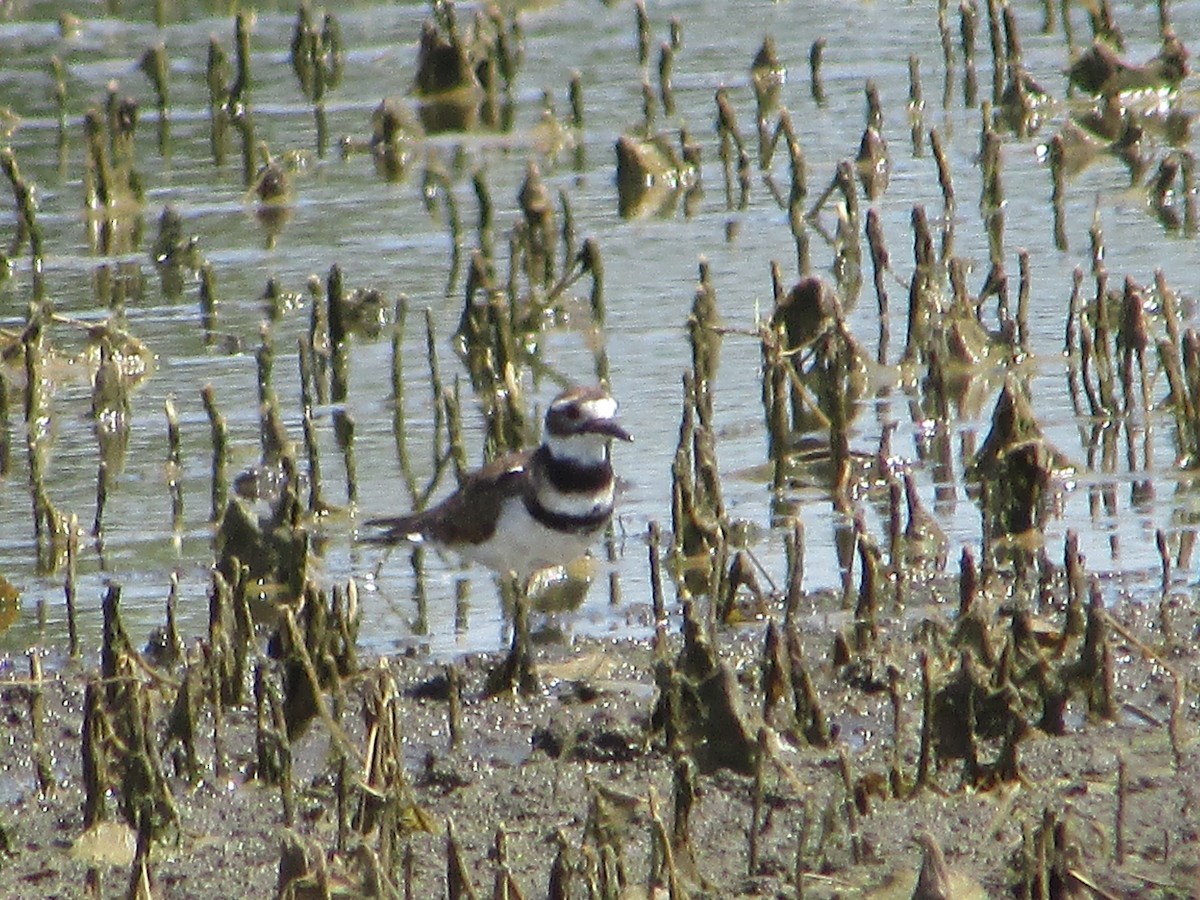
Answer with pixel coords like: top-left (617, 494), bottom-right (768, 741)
top-left (590, 419), bottom-right (633, 442)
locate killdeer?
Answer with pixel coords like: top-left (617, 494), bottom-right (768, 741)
top-left (362, 385), bottom-right (631, 579)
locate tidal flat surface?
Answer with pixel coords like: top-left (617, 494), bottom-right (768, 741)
top-left (0, 0), bottom-right (1195, 659)
top-left (1, 0), bottom-right (1200, 897)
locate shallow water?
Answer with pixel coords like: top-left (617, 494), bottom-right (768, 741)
top-left (0, 0), bottom-right (1197, 660)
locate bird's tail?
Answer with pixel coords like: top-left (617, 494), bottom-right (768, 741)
top-left (358, 514), bottom-right (427, 545)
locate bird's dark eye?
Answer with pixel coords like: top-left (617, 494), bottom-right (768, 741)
top-left (564, 405), bottom-right (580, 419)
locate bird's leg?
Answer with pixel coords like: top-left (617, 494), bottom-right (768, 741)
top-left (486, 572), bottom-right (539, 695)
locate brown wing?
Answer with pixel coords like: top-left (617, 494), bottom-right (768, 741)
top-left (361, 450), bottom-right (531, 546)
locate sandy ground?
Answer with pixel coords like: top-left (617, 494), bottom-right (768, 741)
top-left (0, 570), bottom-right (1198, 900)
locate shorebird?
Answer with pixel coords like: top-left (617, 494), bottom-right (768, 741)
top-left (361, 385), bottom-right (631, 580)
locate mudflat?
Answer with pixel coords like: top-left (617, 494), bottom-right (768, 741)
top-left (0, 570), bottom-right (1196, 899)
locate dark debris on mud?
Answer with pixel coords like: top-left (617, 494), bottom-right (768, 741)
top-left (0, 567), bottom-right (1197, 899)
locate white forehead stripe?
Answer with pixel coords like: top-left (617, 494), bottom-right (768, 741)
top-left (579, 396), bottom-right (617, 420)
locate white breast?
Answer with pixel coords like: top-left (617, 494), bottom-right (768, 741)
top-left (458, 496), bottom-right (604, 579)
